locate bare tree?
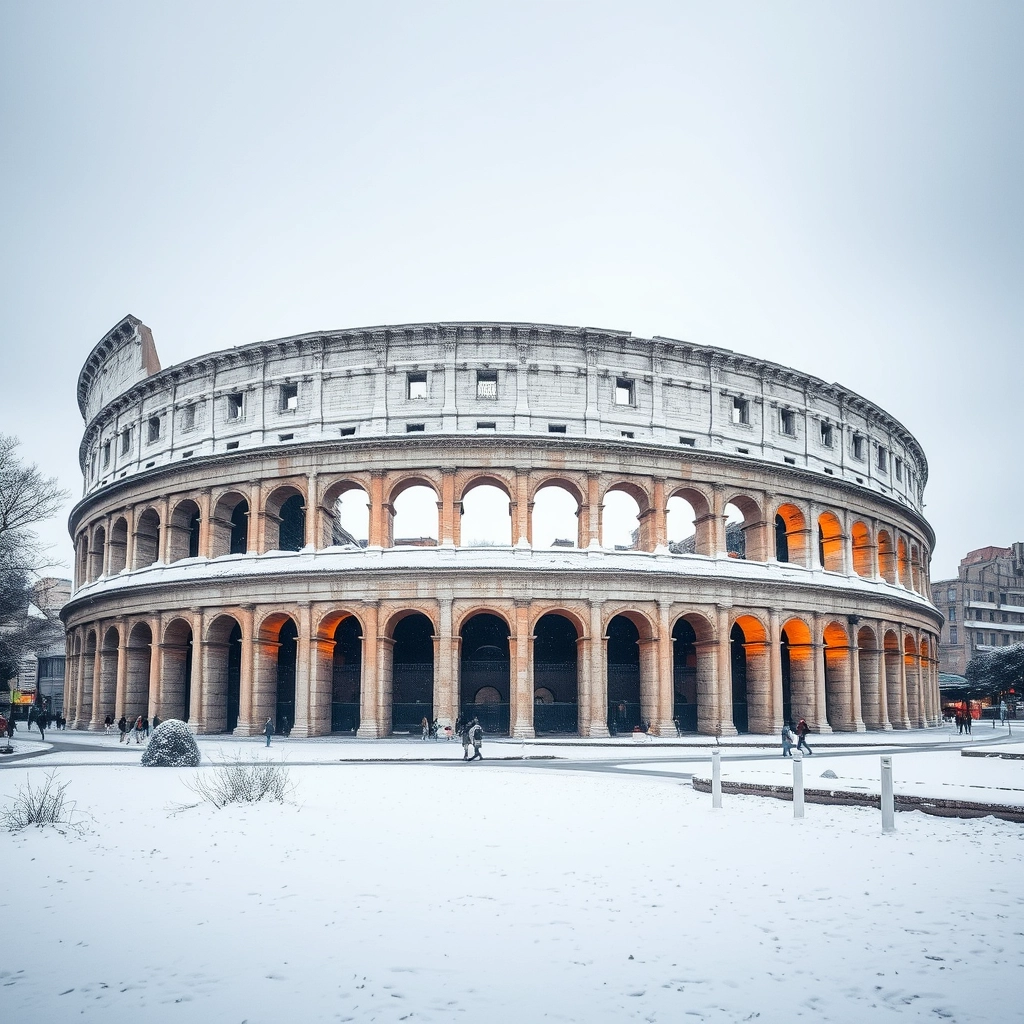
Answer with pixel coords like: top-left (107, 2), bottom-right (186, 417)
top-left (0, 435), bottom-right (70, 686)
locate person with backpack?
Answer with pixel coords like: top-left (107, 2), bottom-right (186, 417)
top-left (796, 718), bottom-right (813, 755)
top-left (469, 718), bottom-right (484, 761)
top-left (781, 723), bottom-right (795, 757)
top-left (118, 715), bottom-right (127, 743)
top-left (461, 720), bottom-right (473, 760)
top-left (264, 717), bottom-right (275, 747)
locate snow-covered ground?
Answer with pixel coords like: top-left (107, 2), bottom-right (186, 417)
top-left (2, 737), bottom-right (1024, 1022)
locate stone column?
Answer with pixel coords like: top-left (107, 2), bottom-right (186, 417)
top-left (432, 596), bottom-right (456, 727)
top-left (357, 603), bottom-right (382, 737)
top-left (290, 605), bottom-right (313, 736)
top-left (439, 471), bottom-right (457, 547)
top-left (654, 601), bottom-right (675, 734)
top-left (74, 632), bottom-right (87, 728)
top-left (367, 473), bottom-right (387, 549)
top-left (582, 474), bottom-right (602, 549)
top-left (896, 626), bottom-right (911, 729)
top-left (158, 496), bottom-right (172, 563)
top-left (711, 486), bottom-right (727, 555)
top-left (695, 636), bottom-right (720, 735)
top-left (307, 630), bottom-right (334, 738)
top-left (638, 636), bottom-right (660, 732)
top-left (188, 610), bottom-right (205, 731)
top-left (875, 621), bottom-right (893, 729)
top-left (513, 472), bottom-right (531, 547)
top-left (247, 480), bottom-right (263, 554)
top-left (234, 606), bottom-right (257, 735)
top-left (576, 631), bottom-right (592, 736)
top-left (148, 617), bottom-right (163, 722)
top-left (89, 629), bottom-right (103, 730)
top-left (124, 508), bottom-right (137, 573)
top-left (717, 606), bottom-right (738, 736)
top-left (511, 601), bottom-right (534, 738)
top-left (744, 634), bottom-right (772, 734)
top-left (114, 621), bottom-right (129, 721)
top-left (377, 635), bottom-right (395, 736)
top-left (652, 478), bottom-right (668, 553)
top-left (768, 608), bottom-right (784, 733)
top-left (811, 613), bottom-right (832, 733)
top-left (847, 622), bottom-right (866, 731)
top-left (588, 601), bottom-right (609, 736)
top-left (197, 488), bottom-right (213, 558)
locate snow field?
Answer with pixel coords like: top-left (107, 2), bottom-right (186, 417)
top-left (2, 761), bottom-right (1023, 1023)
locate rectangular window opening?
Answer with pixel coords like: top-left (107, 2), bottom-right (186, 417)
top-left (340, 426), bottom-right (356, 436)
top-left (227, 393), bottom-right (244, 420)
top-left (736, 446), bottom-right (749, 454)
top-left (408, 372), bottom-right (427, 400)
top-left (732, 397), bottom-right (749, 425)
top-left (147, 417), bottom-right (160, 443)
top-left (823, 467), bottom-right (834, 475)
top-left (226, 441), bottom-right (239, 450)
top-left (679, 436), bottom-right (696, 447)
top-left (779, 409), bottom-right (795, 436)
top-left (278, 433), bottom-right (294, 442)
top-left (621, 430), bottom-right (635, 439)
top-left (182, 450), bottom-right (194, 459)
top-left (548, 423), bottom-right (567, 434)
top-left (820, 421), bottom-right (833, 447)
top-left (120, 429), bottom-right (132, 455)
top-left (895, 456), bottom-right (903, 481)
top-left (280, 382), bottom-right (298, 412)
top-left (102, 441), bottom-right (111, 468)
top-left (615, 377), bottom-right (635, 406)
top-left (406, 423), bottom-right (425, 432)
top-left (182, 404), bottom-right (196, 431)
top-left (476, 370), bottom-right (497, 400)
top-left (852, 435), bottom-right (864, 460)
top-left (949, 626), bottom-right (958, 645)
top-left (476, 421), bottom-right (496, 431)
top-left (784, 456), bottom-right (796, 465)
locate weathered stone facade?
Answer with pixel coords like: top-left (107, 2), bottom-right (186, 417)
top-left (62, 317), bottom-right (942, 738)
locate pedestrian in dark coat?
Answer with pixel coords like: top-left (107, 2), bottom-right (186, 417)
top-left (781, 724), bottom-right (794, 757)
top-left (470, 719), bottom-right (484, 761)
top-left (118, 716), bottom-right (127, 742)
top-left (264, 717), bottom-right (274, 747)
top-left (461, 721), bottom-right (472, 760)
top-left (796, 718), bottom-right (813, 755)
top-left (36, 715), bottom-right (45, 741)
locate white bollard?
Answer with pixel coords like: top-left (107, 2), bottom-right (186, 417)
top-left (881, 755), bottom-right (895, 833)
top-left (711, 748), bottom-right (722, 808)
top-left (793, 748), bottom-right (804, 818)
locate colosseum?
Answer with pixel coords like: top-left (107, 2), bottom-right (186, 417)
top-left (62, 316), bottom-right (942, 739)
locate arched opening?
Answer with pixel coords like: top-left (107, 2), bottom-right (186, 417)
top-left (858, 625), bottom-right (881, 728)
top-left (211, 493), bottom-right (249, 557)
top-left (76, 535), bottom-right (88, 588)
top-left (723, 496), bottom-right (764, 560)
top-left (125, 623), bottom-right (152, 725)
top-left (730, 615), bottom-right (770, 734)
top-left (851, 521), bottom-right (874, 578)
top-left (331, 487), bottom-right (370, 547)
top-left (919, 637), bottom-right (932, 725)
top-left (133, 508), bottom-right (161, 568)
top-left (204, 615), bottom-right (242, 733)
top-left (460, 613), bottom-right (511, 735)
top-left (331, 616), bottom-right (362, 732)
top-left (276, 619), bottom-right (298, 733)
top-left (606, 614), bottom-right (641, 734)
top-left (461, 482), bottom-right (512, 547)
top-left (774, 503), bottom-right (808, 564)
top-left (602, 486), bottom-right (644, 551)
top-left (823, 621), bottom-right (851, 730)
top-left (818, 512), bottom-right (844, 572)
top-left (667, 494), bottom-right (698, 554)
top-left (109, 517), bottom-right (128, 573)
top-left (168, 500), bottom-right (202, 562)
top-left (391, 613), bottom-right (435, 733)
top-left (781, 618), bottom-right (815, 728)
top-left (897, 537), bottom-right (911, 588)
top-left (884, 630), bottom-right (904, 727)
top-left (532, 483), bottom-right (580, 549)
top-left (98, 626), bottom-right (119, 725)
top-left (672, 618), bottom-right (698, 731)
top-left (878, 530), bottom-right (896, 584)
top-left (81, 631), bottom-right (97, 726)
top-left (904, 634), bottom-right (921, 725)
top-left (161, 618), bottom-right (194, 721)
top-left (391, 484), bottom-right (439, 546)
top-left (280, 496), bottom-right (306, 552)
top-left (910, 545), bottom-right (922, 594)
top-left (532, 613), bottom-right (579, 735)
top-left (89, 526), bottom-right (106, 581)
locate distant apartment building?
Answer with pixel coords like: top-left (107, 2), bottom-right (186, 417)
top-left (9, 578), bottom-right (71, 717)
top-left (933, 543), bottom-right (1024, 675)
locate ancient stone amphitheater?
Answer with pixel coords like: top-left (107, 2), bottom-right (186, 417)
top-left (62, 316), bottom-right (941, 738)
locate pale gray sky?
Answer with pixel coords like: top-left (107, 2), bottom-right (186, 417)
top-left (2, 1), bottom-right (1021, 579)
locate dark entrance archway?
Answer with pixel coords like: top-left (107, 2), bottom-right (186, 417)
top-left (162, 619), bottom-right (194, 721)
top-left (460, 613), bottom-right (511, 735)
top-left (672, 619), bottom-right (698, 732)
top-left (227, 623), bottom-right (241, 731)
top-left (532, 613), bottom-right (578, 735)
top-left (607, 615), bottom-right (641, 734)
top-left (276, 619), bottom-right (298, 734)
top-left (331, 616), bottom-right (362, 733)
top-left (730, 623), bottom-right (749, 734)
top-left (392, 613), bottom-right (434, 732)
top-left (780, 629), bottom-right (794, 727)
top-left (279, 495), bottom-right (306, 552)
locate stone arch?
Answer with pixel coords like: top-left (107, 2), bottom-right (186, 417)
top-left (822, 620), bottom-right (851, 730)
top-left (133, 507), bottom-right (161, 568)
top-left (775, 503), bottom-right (809, 565)
top-left (76, 533), bottom-right (89, 588)
top-left (265, 484), bottom-right (307, 552)
top-left (460, 611), bottom-right (512, 735)
top-left (389, 479), bottom-right (439, 547)
top-left (918, 635), bottom-right (931, 724)
top-left (897, 536), bottom-right (911, 588)
top-left (667, 486), bottom-right (712, 555)
top-left (460, 479), bottom-right (512, 547)
top-left (387, 472), bottom-right (444, 506)
top-left (456, 471), bottom-right (514, 504)
top-left (204, 613), bottom-right (243, 733)
top-left (671, 610), bottom-right (715, 733)
top-left (883, 630), bottom-right (905, 727)
top-left (532, 479), bottom-right (583, 549)
top-left (857, 624), bottom-right (882, 728)
top-left (781, 617), bottom-right (815, 728)
top-left (910, 544), bottom-right (923, 594)
top-left (606, 613), bottom-right (644, 734)
top-left (601, 481), bottom-right (651, 551)
top-left (98, 625), bottom-right (120, 725)
top-left (904, 632), bottom-right (921, 725)
top-left (389, 610), bottom-right (436, 734)
top-left (817, 511), bottom-right (844, 572)
top-left (168, 498), bottom-right (201, 562)
top-left (317, 611), bottom-right (363, 734)
top-left (109, 516), bottom-right (129, 573)
top-left (533, 612), bottom-right (580, 736)
top-left (851, 521), bottom-right (874, 578)
top-left (731, 613), bottom-right (770, 734)
top-left (878, 530), bottom-right (896, 584)
top-left (80, 629), bottom-right (97, 727)
top-left (160, 617), bottom-right (194, 721)
top-left (211, 490), bottom-right (250, 557)
top-left (253, 612), bottom-right (298, 733)
top-left (321, 477), bottom-right (372, 548)
top-left (723, 493), bottom-right (765, 561)
top-left (89, 523), bottom-right (106, 580)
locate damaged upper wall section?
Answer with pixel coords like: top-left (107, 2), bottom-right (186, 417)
top-left (76, 315), bottom-right (161, 424)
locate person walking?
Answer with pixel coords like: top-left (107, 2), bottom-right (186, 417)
top-left (143, 716), bottom-right (150, 737)
top-left (104, 714), bottom-right (112, 733)
top-left (470, 718), bottom-right (484, 761)
top-left (796, 718), bottom-right (813, 755)
top-left (964, 705), bottom-right (973, 735)
top-left (264, 717), bottom-right (274, 747)
top-left (1000, 699), bottom-right (1008, 724)
top-left (36, 713), bottom-right (45, 741)
top-left (152, 714), bottom-right (161, 730)
top-left (781, 723), bottom-right (795, 757)
top-left (118, 715), bottom-right (127, 743)
top-left (421, 715), bottom-right (430, 741)
top-left (134, 715), bottom-right (144, 743)
top-left (461, 720), bottom-right (472, 761)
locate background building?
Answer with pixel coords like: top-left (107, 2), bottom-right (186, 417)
top-left (933, 543), bottom-right (1024, 675)
top-left (6, 577), bottom-right (71, 720)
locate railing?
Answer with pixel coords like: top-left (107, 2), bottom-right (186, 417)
top-left (460, 702), bottom-right (510, 735)
top-left (534, 702), bottom-right (578, 735)
top-left (392, 701), bottom-right (434, 732)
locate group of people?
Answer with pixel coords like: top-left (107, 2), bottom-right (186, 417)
top-left (420, 716), bottom-right (453, 741)
top-left (114, 714), bottom-right (152, 743)
top-left (454, 715), bottom-right (484, 760)
top-left (781, 719), bottom-right (813, 757)
top-left (1, 710), bottom-right (67, 741)
top-left (954, 708), bottom-right (974, 735)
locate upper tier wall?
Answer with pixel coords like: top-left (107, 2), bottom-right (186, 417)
top-left (76, 320), bottom-right (927, 514)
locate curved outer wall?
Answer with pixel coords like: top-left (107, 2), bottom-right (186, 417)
top-left (63, 318), bottom-right (942, 739)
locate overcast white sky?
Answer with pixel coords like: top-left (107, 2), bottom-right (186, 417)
top-left (1, 1), bottom-right (1021, 580)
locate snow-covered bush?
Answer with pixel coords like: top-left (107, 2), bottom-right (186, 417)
top-left (2, 770), bottom-right (77, 831)
top-left (185, 758), bottom-right (292, 808)
top-left (142, 719), bottom-right (201, 767)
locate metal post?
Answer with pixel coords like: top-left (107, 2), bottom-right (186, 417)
top-left (793, 748), bottom-right (804, 818)
top-left (881, 754), bottom-right (895, 832)
top-left (711, 747), bottom-right (722, 808)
